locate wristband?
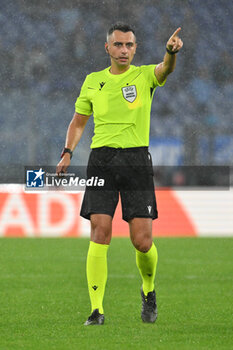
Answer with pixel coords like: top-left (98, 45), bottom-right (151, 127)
top-left (166, 47), bottom-right (179, 55)
top-left (61, 147), bottom-right (73, 159)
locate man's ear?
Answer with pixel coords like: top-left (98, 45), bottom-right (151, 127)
top-left (105, 43), bottom-right (109, 53)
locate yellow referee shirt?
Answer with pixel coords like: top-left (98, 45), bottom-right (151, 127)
top-left (75, 64), bottom-right (165, 148)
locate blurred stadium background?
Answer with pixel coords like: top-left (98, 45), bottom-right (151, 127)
top-left (0, 0), bottom-right (232, 237)
top-left (1, 0), bottom-right (233, 167)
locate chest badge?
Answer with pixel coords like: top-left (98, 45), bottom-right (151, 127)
top-left (122, 85), bottom-right (137, 103)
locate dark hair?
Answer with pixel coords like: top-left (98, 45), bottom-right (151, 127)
top-left (107, 22), bottom-right (136, 40)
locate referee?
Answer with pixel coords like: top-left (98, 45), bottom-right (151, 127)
top-left (56, 23), bottom-right (183, 325)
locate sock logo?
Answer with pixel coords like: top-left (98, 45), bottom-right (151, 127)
top-left (147, 205), bottom-right (152, 214)
top-left (92, 285), bottom-right (98, 291)
top-left (147, 273), bottom-right (152, 277)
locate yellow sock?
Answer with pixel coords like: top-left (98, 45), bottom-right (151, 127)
top-left (86, 241), bottom-right (109, 314)
top-left (136, 243), bottom-right (158, 296)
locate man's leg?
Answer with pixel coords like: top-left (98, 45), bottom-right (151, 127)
top-left (85, 214), bottom-right (112, 325)
top-left (129, 218), bottom-right (158, 323)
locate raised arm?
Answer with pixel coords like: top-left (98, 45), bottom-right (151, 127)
top-left (56, 112), bottom-right (90, 176)
top-left (155, 27), bottom-right (183, 85)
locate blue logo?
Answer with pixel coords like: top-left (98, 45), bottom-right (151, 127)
top-left (26, 168), bottom-right (45, 187)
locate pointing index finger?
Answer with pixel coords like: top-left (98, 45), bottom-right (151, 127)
top-left (171, 27), bottom-right (181, 38)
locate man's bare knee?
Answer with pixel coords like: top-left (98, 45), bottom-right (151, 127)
top-left (90, 214), bottom-right (112, 245)
top-left (129, 218), bottom-right (153, 252)
top-left (131, 233), bottom-right (152, 252)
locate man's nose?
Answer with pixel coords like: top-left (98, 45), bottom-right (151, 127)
top-left (121, 45), bottom-right (128, 54)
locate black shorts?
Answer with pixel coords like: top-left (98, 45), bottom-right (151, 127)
top-left (80, 146), bottom-right (158, 222)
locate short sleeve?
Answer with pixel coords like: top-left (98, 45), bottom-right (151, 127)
top-left (141, 64), bottom-right (166, 88)
top-left (75, 75), bottom-right (93, 116)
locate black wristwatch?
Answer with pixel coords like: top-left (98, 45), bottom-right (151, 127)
top-left (61, 147), bottom-right (73, 159)
top-left (166, 47), bottom-right (179, 55)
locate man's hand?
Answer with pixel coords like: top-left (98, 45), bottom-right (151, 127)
top-left (56, 153), bottom-right (71, 176)
top-left (155, 27), bottom-right (183, 84)
top-left (166, 27), bottom-right (183, 53)
top-left (55, 113), bottom-right (90, 177)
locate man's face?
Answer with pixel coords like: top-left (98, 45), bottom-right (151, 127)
top-left (105, 30), bottom-right (137, 67)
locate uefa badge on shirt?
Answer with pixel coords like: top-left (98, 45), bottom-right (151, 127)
top-left (122, 85), bottom-right (137, 103)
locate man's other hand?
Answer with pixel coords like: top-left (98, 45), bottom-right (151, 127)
top-left (56, 153), bottom-right (71, 176)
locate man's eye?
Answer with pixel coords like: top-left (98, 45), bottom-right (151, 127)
top-left (127, 43), bottom-right (133, 48)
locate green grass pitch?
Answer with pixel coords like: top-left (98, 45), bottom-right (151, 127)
top-left (0, 237), bottom-right (232, 350)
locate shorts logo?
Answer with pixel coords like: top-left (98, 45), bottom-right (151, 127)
top-left (26, 168), bottom-right (45, 187)
top-left (122, 85), bottom-right (137, 103)
top-left (147, 205), bottom-right (152, 214)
